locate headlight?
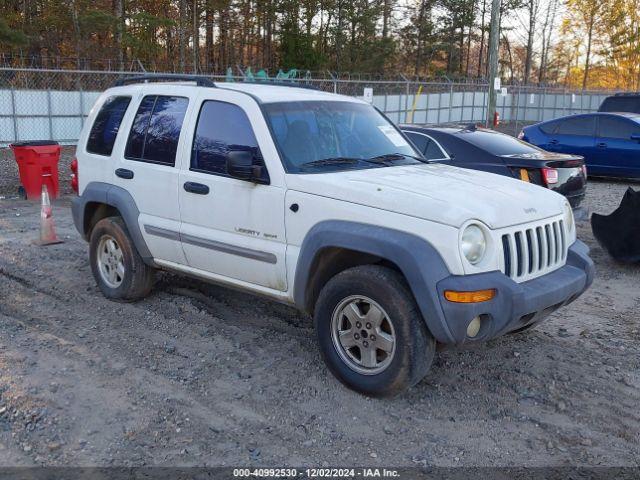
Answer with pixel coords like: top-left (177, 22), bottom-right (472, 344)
top-left (461, 224), bottom-right (487, 265)
top-left (564, 202), bottom-right (574, 234)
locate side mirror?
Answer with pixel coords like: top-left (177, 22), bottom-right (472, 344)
top-left (226, 150), bottom-right (268, 184)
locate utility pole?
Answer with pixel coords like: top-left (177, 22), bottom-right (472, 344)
top-left (485, 0), bottom-right (501, 128)
top-left (193, 0), bottom-right (199, 73)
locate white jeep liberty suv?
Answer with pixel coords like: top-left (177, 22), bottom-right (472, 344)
top-left (72, 75), bottom-right (594, 396)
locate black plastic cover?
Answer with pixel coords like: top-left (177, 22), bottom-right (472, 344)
top-left (10, 140), bottom-right (59, 147)
top-left (591, 187), bottom-right (640, 263)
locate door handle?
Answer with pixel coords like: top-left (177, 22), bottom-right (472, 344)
top-left (549, 139), bottom-right (559, 145)
top-left (183, 181), bottom-right (210, 195)
top-left (597, 142), bottom-right (607, 148)
top-left (115, 168), bottom-right (134, 179)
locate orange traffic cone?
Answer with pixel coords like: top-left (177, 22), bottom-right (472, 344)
top-left (35, 184), bottom-right (63, 246)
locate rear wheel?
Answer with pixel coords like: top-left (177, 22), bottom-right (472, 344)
top-left (314, 265), bottom-right (435, 397)
top-left (89, 216), bottom-right (155, 301)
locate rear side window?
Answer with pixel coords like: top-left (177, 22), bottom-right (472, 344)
top-left (125, 96), bottom-right (155, 160)
top-left (599, 116), bottom-right (640, 139)
top-left (405, 132), bottom-right (428, 153)
top-left (424, 138), bottom-right (448, 160)
top-left (86, 96), bottom-right (131, 156)
top-left (125, 95), bottom-right (189, 166)
top-left (555, 116), bottom-right (596, 136)
top-left (405, 131), bottom-right (448, 160)
top-left (539, 121), bottom-right (558, 134)
top-left (191, 100), bottom-right (262, 177)
top-left (457, 130), bottom-right (540, 156)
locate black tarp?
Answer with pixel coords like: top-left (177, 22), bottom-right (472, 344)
top-left (591, 187), bottom-right (640, 263)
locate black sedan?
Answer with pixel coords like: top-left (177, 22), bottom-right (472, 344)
top-left (401, 124), bottom-right (587, 208)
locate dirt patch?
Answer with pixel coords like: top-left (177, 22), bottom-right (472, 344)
top-left (0, 179), bottom-right (638, 467)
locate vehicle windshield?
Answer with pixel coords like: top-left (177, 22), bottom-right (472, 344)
top-left (457, 130), bottom-right (543, 156)
top-left (263, 101), bottom-right (424, 173)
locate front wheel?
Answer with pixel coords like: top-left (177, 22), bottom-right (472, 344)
top-left (314, 265), bottom-right (435, 397)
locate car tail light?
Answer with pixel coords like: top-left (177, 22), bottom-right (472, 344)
top-left (542, 167), bottom-right (558, 185)
top-left (70, 157), bottom-right (79, 194)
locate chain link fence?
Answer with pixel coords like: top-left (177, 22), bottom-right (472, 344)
top-left (0, 67), bottom-right (622, 146)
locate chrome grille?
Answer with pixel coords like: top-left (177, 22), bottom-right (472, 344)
top-left (501, 220), bottom-right (567, 281)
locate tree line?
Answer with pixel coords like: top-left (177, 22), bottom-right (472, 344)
top-left (1, 0), bottom-right (638, 90)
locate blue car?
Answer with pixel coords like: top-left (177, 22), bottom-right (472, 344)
top-left (521, 112), bottom-right (640, 178)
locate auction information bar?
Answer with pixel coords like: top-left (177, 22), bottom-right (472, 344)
top-left (0, 467), bottom-right (638, 479)
top-left (234, 468), bottom-right (399, 478)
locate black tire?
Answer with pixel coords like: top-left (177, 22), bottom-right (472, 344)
top-left (314, 265), bottom-right (435, 397)
top-left (89, 216), bottom-right (155, 301)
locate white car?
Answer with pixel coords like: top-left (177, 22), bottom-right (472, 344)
top-left (71, 75), bottom-right (594, 396)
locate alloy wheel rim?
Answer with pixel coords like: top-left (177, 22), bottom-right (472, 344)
top-left (97, 235), bottom-right (125, 288)
top-left (330, 295), bottom-right (396, 375)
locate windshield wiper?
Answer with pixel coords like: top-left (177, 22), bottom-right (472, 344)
top-left (299, 157), bottom-right (363, 170)
top-left (299, 154), bottom-right (423, 171)
top-left (367, 153), bottom-right (428, 164)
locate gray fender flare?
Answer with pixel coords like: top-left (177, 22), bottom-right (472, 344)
top-left (293, 220), bottom-right (456, 343)
top-left (71, 181), bottom-right (154, 264)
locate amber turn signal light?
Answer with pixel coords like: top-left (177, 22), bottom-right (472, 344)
top-left (519, 168), bottom-right (530, 182)
top-left (444, 289), bottom-right (496, 303)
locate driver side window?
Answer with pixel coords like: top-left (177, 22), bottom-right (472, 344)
top-left (598, 116), bottom-right (640, 140)
top-left (191, 100), bottom-right (265, 180)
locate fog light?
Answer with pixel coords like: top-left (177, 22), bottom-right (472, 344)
top-left (467, 316), bottom-right (482, 338)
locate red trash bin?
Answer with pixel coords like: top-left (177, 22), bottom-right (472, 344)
top-left (9, 141), bottom-right (61, 200)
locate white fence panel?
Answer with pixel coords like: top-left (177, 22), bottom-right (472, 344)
top-left (0, 89), bottom-right (100, 144)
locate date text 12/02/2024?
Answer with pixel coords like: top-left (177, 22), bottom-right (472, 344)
top-left (233, 468), bottom-right (400, 478)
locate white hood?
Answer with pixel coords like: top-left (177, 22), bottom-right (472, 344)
top-left (285, 163), bottom-right (566, 229)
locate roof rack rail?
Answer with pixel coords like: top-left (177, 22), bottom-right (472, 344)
top-left (231, 79), bottom-right (319, 90)
top-left (114, 74), bottom-right (216, 87)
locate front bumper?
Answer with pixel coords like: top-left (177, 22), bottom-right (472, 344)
top-left (434, 240), bottom-right (594, 344)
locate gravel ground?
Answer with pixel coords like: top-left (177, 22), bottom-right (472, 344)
top-left (0, 178), bottom-right (639, 468)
